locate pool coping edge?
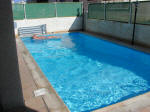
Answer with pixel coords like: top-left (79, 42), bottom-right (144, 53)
top-left (17, 38), bottom-right (70, 112)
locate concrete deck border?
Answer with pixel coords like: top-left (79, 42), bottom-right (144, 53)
top-left (18, 38), bottom-right (70, 112)
top-left (19, 31), bottom-right (150, 112)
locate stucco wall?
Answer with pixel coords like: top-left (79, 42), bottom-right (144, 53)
top-left (85, 19), bottom-right (133, 41)
top-left (85, 14), bottom-right (150, 47)
top-left (14, 17), bottom-right (83, 35)
top-left (134, 24), bottom-right (150, 46)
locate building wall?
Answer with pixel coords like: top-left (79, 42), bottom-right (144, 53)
top-left (14, 17), bottom-right (83, 35)
top-left (0, 0), bottom-right (25, 111)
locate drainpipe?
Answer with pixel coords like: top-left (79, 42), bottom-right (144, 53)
top-left (131, 1), bottom-right (138, 45)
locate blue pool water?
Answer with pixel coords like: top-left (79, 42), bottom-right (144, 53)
top-left (22, 32), bottom-right (150, 112)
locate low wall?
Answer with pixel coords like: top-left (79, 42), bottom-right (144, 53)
top-left (85, 19), bottom-right (133, 41)
top-left (14, 17), bottom-right (83, 35)
top-left (85, 15), bottom-right (150, 47)
top-left (135, 24), bottom-right (150, 46)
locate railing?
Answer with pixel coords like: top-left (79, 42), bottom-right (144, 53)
top-left (88, 1), bottom-right (150, 25)
top-left (12, 2), bottom-right (83, 20)
top-left (18, 24), bottom-right (46, 37)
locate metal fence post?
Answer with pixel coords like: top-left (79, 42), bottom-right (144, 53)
top-left (104, 2), bottom-right (106, 20)
top-left (55, 2), bottom-right (57, 17)
top-left (23, 2), bottom-right (27, 19)
top-left (131, 1), bottom-right (138, 45)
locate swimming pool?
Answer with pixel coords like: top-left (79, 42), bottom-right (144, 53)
top-left (22, 32), bottom-right (150, 112)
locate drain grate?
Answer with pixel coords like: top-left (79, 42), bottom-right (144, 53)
top-left (34, 88), bottom-right (48, 97)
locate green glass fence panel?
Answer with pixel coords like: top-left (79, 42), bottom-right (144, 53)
top-left (25, 3), bottom-right (56, 19)
top-left (106, 2), bottom-right (130, 22)
top-left (88, 3), bottom-right (105, 20)
top-left (136, 1), bottom-right (150, 25)
top-left (56, 2), bottom-right (82, 17)
top-left (130, 3), bottom-right (135, 23)
top-left (12, 4), bottom-right (24, 20)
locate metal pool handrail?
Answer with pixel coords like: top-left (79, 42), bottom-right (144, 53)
top-left (18, 24), bottom-right (47, 37)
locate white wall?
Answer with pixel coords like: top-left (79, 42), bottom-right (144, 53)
top-left (85, 16), bottom-right (150, 47)
top-left (14, 17), bottom-right (83, 35)
top-left (85, 19), bottom-right (133, 41)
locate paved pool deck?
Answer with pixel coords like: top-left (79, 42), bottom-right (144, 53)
top-left (17, 39), bottom-right (50, 112)
top-left (17, 31), bottom-right (150, 112)
top-left (17, 38), bottom-right (69, 112)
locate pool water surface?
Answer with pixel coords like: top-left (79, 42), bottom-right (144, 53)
top-left (22, 32), bottom-right (150, 112)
